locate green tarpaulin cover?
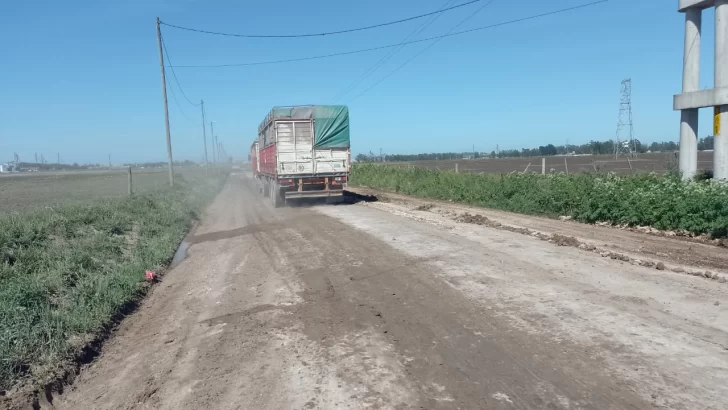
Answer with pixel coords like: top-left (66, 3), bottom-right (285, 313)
top-left (261, 105), bottom-right (350, 149)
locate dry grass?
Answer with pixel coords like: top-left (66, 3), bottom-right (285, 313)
top-left (0, 169), bottom-right (226, 392)
top-left (0, 168), bottom-right (206, 214)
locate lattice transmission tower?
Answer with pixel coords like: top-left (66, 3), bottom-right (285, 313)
top-left (614, 78), bottom-right (637, 159)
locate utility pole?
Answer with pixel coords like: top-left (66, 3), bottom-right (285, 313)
top-left (57, 153), bottom-right (60, 164)
top-left (200, 99), bottom-right (208, 173)
top-left (108, 153), bottom-right (111, 168)
top-left (35, 153), bottom-right (38, 163)
top-left (156, 16), bottom-right (174, 186)
top-left (210, 121), bottom-right (217, 163)
top-left (615, 78), bottom-right (636, 159)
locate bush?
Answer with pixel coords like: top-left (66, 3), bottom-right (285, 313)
top-left (350, 165), bottom-right (728, 237)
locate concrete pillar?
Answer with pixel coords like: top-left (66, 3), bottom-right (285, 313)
top-left (680, 8), bottom-right (701, 180)
top-left (680, 110), bottom-right (699, 176)
top-left (714, 0), bottom-right (728, 179)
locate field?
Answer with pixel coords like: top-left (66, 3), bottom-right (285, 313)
top-left (387, 151), bottom-right (714, 174)
top-left (350, 164), bottom-right (728, 237)
top-left (0, 168), bottom-right (226, 392)
top-left (0, 167), bottom-right (208, 214)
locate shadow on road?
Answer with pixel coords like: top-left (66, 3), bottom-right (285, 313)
top-left (285, 190), bottom-right (378, 208)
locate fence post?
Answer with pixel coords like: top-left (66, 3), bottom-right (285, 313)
top-left (455, 163), bottom-right (459, 173)
top-left (541, 158), bottom-right (546, 175)
top-left (127, 166), bottom-right (133, 196)
top-left (564, 157), bottom-right (569, 175)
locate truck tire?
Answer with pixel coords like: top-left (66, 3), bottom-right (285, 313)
top-left (271, 181), bottom-right (283, 208)
top-left (262, 179), bottom-right (270, 197)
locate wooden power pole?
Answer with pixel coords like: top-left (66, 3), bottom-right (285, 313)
top-left (210, 121), bottom-right (217, 163)
top-left (201, 99), bottom-right (209, 173)
top-left (156, 17), bottom-right (174, 186)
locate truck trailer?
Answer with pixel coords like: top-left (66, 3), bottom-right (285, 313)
top-left (251, 105), bottom-right (351, 207)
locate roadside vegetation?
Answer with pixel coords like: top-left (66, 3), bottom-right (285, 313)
top-left (0, 168), bottom-right (197, 214)
top-left (351, 164), bottom-right (728, 237)
top-left (0, 171), bottom-right (225, 392)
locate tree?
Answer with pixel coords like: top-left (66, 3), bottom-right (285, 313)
top-left (698, 135), bottom-right (714, 151)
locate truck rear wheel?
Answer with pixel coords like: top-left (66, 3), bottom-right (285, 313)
top-left (271, 181), bottom-right (283, 208)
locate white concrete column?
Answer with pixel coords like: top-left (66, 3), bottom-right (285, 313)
top-left (680, 8), bottom-right (702, 179)
top-left (714, 0), bottom-right (728, 179)
top-left (680, 110), bottom-right (699, 176)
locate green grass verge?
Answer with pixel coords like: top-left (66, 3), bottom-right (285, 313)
top-left (0, 172), bottom-right (225, 392)
top-left (351, 164), bottom-right (728, 237)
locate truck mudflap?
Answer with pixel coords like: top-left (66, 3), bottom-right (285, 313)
top-left (284, 189), bottom-right (344, 199)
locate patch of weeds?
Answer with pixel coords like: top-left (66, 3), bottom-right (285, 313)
top-left (414, 203), bottom-right (435, 211)
top-left (0, 172), bottom-right (226, 392)
top-left (551, 234), bottom-right (581, 247)
top-left (455, 213), bottom-right (490, 225)
top-left (351, 164), bottom-right (728, 237)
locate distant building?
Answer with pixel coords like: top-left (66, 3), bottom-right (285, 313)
top-left (1, 162), bottom-right (19, 172)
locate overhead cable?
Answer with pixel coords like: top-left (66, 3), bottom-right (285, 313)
top-left (332, 0), bottom-right (459, 102)
top-left (160, 0), bottom-right (482, 38)
top-left (161, 33), bottom-right (201, 107)
top-left (169, 0), bottom-right (608, 69)
top-left (348, 0), bottom-right (498, 102)
top-left (166, 77), bottom-right (198, 126)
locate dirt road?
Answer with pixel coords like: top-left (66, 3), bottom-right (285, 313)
top-left (53, 174), bottom-right (728, 409)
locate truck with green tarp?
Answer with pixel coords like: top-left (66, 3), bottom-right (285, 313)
top-left (252, 105), bottom-right (351, 206)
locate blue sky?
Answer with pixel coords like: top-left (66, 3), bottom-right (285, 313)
top-left (0, 0), bottom-right (720, 164)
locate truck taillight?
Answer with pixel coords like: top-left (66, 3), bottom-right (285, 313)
top-left (278, 179), bottom-right (295, 186)
top-left (332, 176), bottom-right (347, 184)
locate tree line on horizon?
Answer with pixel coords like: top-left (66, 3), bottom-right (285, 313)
top-left (4, 160), bottom-right (200, 172)
top-left (355, 136), bottom-right (715, 162)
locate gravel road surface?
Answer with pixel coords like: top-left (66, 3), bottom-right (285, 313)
top-left (53, 174), bottom-right (728, 410)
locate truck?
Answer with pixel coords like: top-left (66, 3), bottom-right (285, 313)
top-left (251, 105), bottom-right (351, 207)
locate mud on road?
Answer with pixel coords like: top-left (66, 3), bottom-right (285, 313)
top-left (48, 174), bottom-right (727, 409)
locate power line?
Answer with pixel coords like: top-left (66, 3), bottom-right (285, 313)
top-left (160, 0), bottom-right (482, 39)
top-left (165, 72), bottom-right (197, 126)
top-left (161, 32), bottom-right (201, 107)
top-left (349, 0), bottom-right (498, 102)
top-left (170, 0), bottom-right (608, 69)
top-left (332, 0), bottom-right (458, 102)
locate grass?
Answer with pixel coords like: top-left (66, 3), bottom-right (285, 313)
top-left (351, 164), bottom-right (728, 237)
top-left (0, 170), bottom-right (225, 392)
top-left (0, 168), bottom-right (204, 214)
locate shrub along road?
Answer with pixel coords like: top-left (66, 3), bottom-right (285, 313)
top-left (350, 164), bottom-right (728, 237)
top-left (33, 173), bottom-right (728, 410)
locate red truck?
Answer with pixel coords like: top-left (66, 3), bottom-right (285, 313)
top-left (250, 105), bottom-right (351, 207)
